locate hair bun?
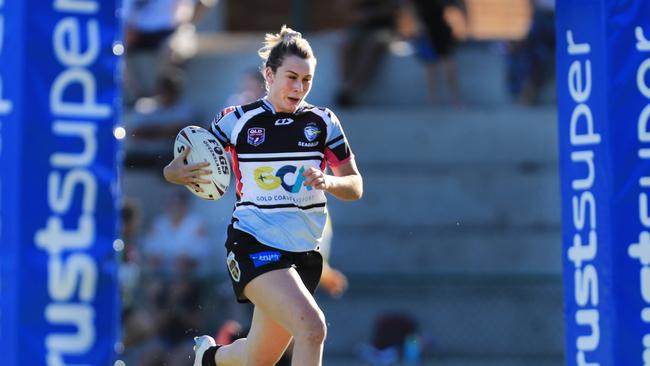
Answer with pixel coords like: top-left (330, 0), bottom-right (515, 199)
top-left (282, 30), bottom-right (302, 43)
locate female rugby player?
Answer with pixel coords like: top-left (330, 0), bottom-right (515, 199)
top-left (163, 25), bottom-right (363, 366)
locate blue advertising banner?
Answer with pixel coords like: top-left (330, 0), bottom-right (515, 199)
top-left (0, 0), bottom-right (23, 364)
top-left (557, 1), bottom-right (650, 365)
top-left (0, 0), bottom-right (120, 365)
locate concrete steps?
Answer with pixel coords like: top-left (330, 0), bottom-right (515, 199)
top-left (326, 225), bottom-right (561, 275)
top-left (326, 106), bottom-right (560, 273)
top-left (311, 105), bottom-right (564, 362)
top-left (318, 274), bottom-right (564, 359)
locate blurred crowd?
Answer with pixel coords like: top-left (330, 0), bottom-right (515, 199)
top-left (120, 0), bottom-right (555, 132)
top-left (117, 0), bottom-right (555, 364)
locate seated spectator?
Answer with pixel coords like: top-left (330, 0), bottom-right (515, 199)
top-left (357, 311), bottom-right (432, 365)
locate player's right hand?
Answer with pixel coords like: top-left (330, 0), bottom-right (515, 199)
top-left (163, 147), bottom-right (212, 191)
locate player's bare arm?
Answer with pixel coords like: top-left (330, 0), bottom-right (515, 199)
top-left (303, 160), bottom-right (363, 201)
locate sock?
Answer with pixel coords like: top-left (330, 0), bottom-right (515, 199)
top-left (202, 345), bottom-right (220, 366)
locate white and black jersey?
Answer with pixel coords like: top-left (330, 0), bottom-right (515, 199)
top-left (209, 98), bottom-right (354, 252)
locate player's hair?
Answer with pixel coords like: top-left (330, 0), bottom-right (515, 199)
top-left (258, 25), bottom-right (316, 73)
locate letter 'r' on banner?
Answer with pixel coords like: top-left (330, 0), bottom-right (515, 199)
top-left (557, 1), bottom-right (650, 365)
top-left (0, 0), bottom-right (121, 365)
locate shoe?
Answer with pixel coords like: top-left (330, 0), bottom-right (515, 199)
top-left (193, 335), bottom-right (217, 366)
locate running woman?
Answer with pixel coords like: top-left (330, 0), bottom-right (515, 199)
top-left (162, 25), bottom-right (363, 366)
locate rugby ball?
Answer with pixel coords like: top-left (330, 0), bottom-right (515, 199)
top-left (174, 126), bottom-right (231, 201)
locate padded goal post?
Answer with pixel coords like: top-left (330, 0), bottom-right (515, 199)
top-left (0, 0), bottom-right (121, 365)
top-left (557, 1), bottom-right (650, 365)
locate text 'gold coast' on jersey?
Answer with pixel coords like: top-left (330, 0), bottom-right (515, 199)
top-left (208, 98), bottom-right (354, 252)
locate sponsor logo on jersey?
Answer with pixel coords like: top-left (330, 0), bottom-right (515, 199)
top-left (254, 165), bottom-right (314, 193)
top-left (247, 127), bottom-right (265, 146)
top-left (275, 118), bottom-right (294, 126)
top-left (249, 251), bottom-right (282, 267)
top-left (227, 251), bottom-right (241, 282)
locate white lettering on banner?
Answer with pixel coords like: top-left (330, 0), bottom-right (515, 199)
top-left (629, 25), bottom-right (650, 366)
top-left (51, 121), bottom-right (97, 167)
top-left (54, 18), bottom-right (100, 67)
top-left (54, 0), bottom-right (98, 14)
top-left (565, 30), bottom-right (601, 366)
top-left (33, 0), bottom-right (104, 364)
top-left (50, 69), bottom-right (110, 118)
top-left (44, 304), bottom-right (95, 361)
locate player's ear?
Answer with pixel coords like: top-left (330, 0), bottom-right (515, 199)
top-left (264, 67), bottom-right (274, 84)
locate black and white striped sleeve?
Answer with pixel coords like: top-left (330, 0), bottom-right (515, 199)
top-left (209, 106), bottom-right (239, 147)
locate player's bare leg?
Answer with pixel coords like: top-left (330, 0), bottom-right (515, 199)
top-left (210, 268), bottom-right (326, 366)
top-left (214, 305), bottom-right (293, 365)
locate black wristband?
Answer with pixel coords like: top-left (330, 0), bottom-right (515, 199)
top-left (202, 345), bottom-right (220, 366)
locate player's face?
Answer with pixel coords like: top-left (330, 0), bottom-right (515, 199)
top-left (265, 55), bottom-right (315, 113)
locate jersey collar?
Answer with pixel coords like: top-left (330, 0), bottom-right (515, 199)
top-left (262, 97), bottom-right (277, 114)
top-left (261, 97), bottom-right (308, 115)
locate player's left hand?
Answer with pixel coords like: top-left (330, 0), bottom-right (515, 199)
top-left (303, 167), bottom-right (330, 190)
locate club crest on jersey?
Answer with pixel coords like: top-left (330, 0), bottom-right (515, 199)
top-left (304, 123), bottom-right (320, 142)
top-left (298, 123), bottom-right (320, 147)
top-left (227, 251), bottom-right (241, 282)
top-left (247, 127), bottom-right (265, 146)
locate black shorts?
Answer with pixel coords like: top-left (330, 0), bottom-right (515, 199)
top-left (224, 226), bottom-right (323, 303)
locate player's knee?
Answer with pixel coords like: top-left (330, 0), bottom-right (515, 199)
top-left (306, 319), bottom-right (327, 345)
top-left (295, 308), bottom-right (327, 345)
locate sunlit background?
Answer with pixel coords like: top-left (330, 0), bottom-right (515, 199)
top-left (118, 1), bottom-right (560, 365)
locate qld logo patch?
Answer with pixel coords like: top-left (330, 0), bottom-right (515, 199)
top-left (248, 127), bottom-right (265, 146)
top-left (249, 251), bottom-right (282, 268)
top-left (227, 251), bottom-right (241, 282)
top-left (304, 123), bottom-right (321, 142)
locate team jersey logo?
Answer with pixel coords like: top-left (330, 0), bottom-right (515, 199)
top-left (227, 251), bottom-right (241, 282)
top-left (247, 127), bottom-right (265, 146)
top-left (304, 123), bottom-right (320, 142)
top-left (275, 118), bottom-right (294, 126)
